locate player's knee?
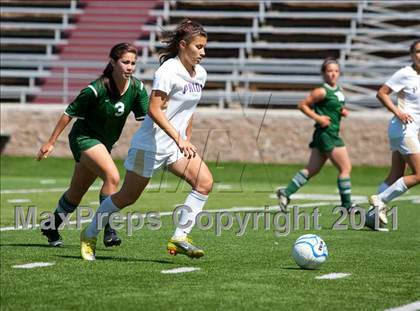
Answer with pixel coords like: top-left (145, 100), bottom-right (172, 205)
top-left (196, 175), bottom-right (213, 195)
top-left (339, 164), bottom-right (351, 176)
top-left (104, 173), bottom-right (120, 189)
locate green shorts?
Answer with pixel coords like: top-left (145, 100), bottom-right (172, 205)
top-left (68, 133), bottom-right (111, 162)
top-left (309, 130), bottom-right (345, 153)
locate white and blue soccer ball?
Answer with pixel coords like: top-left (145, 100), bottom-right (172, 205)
top-left (292, 234), bottom-right (328, 270)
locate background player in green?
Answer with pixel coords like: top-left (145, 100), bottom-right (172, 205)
top-left (36, 42), bottom-right (149, 247)
top-left (277, 58), bottom-right (357, 212)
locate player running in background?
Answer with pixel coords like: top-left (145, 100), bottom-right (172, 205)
top-left (37, 43), bottom-right (149, 247)
top-left (277, 58), bottom-right (358, 212)
top-left (367, 40), bottom-right (420, 231)
top-left (80, 19), bottom-right (212, 261)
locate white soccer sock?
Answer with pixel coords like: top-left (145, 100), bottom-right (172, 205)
top-left (377, 182), bottom-right (389, 194)
top-left (85, 196), bottom-right (120, 238)
top-left (378, 177), bottom-right (408, 203)
top-left (173, 190), bottom-right (208, 239)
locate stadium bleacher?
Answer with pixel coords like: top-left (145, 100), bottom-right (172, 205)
top-left (1, 0), bottom-right (419, 107)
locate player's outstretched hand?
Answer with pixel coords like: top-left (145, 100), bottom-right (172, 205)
top-left (177, 138), bottom-right (197, 159)
top-left (36, 142), bottom-right (54, 161)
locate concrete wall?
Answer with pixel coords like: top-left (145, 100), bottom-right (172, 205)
top-left (0, 104), bottom-right (392, 166)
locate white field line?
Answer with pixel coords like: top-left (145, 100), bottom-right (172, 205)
top-left (7, 199), bottom-right (31, 203)
top-left (269, 193), bottom-right (367, 202)
top-left (215, 184), bottom-right (232, 190)
top-left (1, 183), bottom-right (170, 194)
top-left (0, 202), bottom-right (330, 232)
top-left (269, 193), bottom-right (420, 204)
top-left (40, 179), bottom-right (56, 184)
top-left (161, 267), bottom-right (200, 274)
top-left (1, 187), bottom-right (89, 194)
top-left (13, 262), bottom-right (55, 269)
top-left (2, 192), bottom-right (418, 232)
top-left (384, 301), bottom-right (420, 311)
top-left (315, 273), bottom-right (351, 280)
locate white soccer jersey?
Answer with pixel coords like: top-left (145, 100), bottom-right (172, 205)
top-left (129, 57), bottom-right (207, 153)
top-left (386, 65), bottom-right (420, 138)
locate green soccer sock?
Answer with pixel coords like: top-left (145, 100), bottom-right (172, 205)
top-left (52, 193), bottom-right (78, 229)
top-left (284, 170), bottom-right (309, 197)
top-left (338, 177), bottom-right (352, 208)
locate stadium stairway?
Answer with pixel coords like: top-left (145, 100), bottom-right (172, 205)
top-left (33, 0), bottom-right (161, 104)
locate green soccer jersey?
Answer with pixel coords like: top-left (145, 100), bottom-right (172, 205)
top-left (65, 77), bottom-right (149, 149)
top-left (314, 83), bottom-right (345, 133)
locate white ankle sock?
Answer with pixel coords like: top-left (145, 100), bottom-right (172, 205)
top-left (85, 196), bottom-right (120, 238)
top-left (377, 182), bottom-right (389, 194)
top-left (378, 177), bottom-right (408, 203)
top-left (173, 190), bottom-right (208, 239)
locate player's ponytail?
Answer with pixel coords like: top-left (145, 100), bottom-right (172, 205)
top-left (159, 19), bottom-right (207, 65)
top-left (101, 42), bottom-right (138, 98)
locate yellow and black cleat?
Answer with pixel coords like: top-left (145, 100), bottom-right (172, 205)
top-left (167, 236), bottom-right (204, 259)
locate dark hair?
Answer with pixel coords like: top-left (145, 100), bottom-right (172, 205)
top-left (101, 42), bottom-right (138, 98)
top-left (410, 39), bottom-right (420, 54)
top-left (159, 19), bottom-right (207, 65)
top-left (321, 58), bottom-right (340, 73)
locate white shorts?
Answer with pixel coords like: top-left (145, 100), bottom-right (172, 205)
top-left (389, 136), bottom-right (420, 155)
top-left (124, 148), bottom-right (182, 178)
top-left (388, 117), bottom-right (420, 155)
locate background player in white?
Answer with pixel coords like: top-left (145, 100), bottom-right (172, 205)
top-left (36, 43), bottom-right (148, 246)
top-left (367, 40), bottom-right (420, 231)
top-left (80, 19), bottom-right (212, 260)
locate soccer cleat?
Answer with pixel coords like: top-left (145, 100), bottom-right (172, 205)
top-left (80, 227), bottom-right (97, 261)
top-left (167, 236), bottom-right (204, 259)
top-left (365, 206), bottom-right (389, 232)
top-left (368, 195), bottom-right (388, 224)
top-left (103, 224), bottom-right (122, 247)
top-left (41, 228), bottom-right (63, 247)
top-left (276, 188), bottom-right (290, 212)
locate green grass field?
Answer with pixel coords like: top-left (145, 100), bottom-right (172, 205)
top-left (1, 156), bottom-right (419, 310)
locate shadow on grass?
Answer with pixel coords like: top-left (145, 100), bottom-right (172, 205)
top-left (56, 254), bottom-right (174, 264)
top-left (0, 243), bottom-right (73, 249)
top-left (0, 243), bottom-right (121, 251)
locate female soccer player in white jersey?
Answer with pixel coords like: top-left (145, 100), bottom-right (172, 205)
top-left (80, 19), bottom-right (213, 260)
top-left (37, 43), bottom-right (149, 247)
top-left (367, 40), bottom-right (420, 231)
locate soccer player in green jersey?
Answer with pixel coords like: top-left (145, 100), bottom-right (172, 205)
top-left (277, 58), bottom-right (357, 212)
top-left (36, 43), bottom-right (149, 247)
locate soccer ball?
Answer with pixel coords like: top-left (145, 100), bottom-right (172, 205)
top-left (292, 234), bottom-right (328, 270)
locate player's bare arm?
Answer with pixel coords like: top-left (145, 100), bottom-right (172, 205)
top-left (298, 87), bottom-right (330, 128)
top-left (377, 84), bottom-right (413, 124)
top-left (36, 113), bottom-right (72, 161)
top-left (148, 90), bottom-right (197, 158)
